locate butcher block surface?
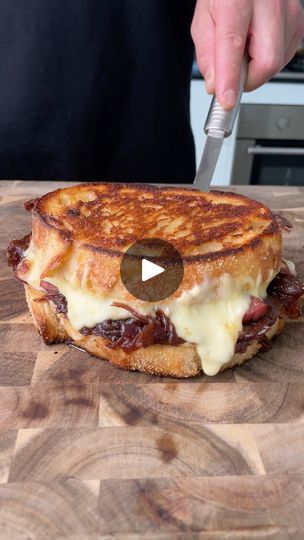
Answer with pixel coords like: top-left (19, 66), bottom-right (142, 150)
top-left (0, 180), bottom-right (304, 540)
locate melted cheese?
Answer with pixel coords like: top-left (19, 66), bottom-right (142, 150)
top-left (47, 275), bottom-right (154, 329)
top-left (169, 293), bottom-right (250, 376)
top-left (22, 245), bottom-right (271, 376)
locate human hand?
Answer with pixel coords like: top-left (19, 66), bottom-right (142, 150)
top-left (191, 0), bottom-right (304, 109)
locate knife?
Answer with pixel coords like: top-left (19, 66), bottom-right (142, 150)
top-left (194, 55), bottom-right (249, 190)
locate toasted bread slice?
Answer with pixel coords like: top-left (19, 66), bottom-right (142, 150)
top-left (18, 183), bottom-right (282, 299)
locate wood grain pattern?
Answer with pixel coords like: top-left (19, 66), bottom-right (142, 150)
top-left (1, 180), bottom-right (304, 539)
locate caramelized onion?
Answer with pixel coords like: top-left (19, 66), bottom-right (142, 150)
top-left (38, 280), bottom-right (68, 314)
top-left (81, 309), bottom-right (184, 351)
top-left (7, 234), bottom-right (31, 270)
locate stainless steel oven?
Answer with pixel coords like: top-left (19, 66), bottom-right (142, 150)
top-left (231, 104), bottom-right (304, 186)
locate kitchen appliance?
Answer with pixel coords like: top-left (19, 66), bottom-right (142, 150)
top-left (231, 104), bottom-right (304, 186)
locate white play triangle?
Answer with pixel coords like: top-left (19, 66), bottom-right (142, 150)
top-left (142, 258), bottom-right (164, 282)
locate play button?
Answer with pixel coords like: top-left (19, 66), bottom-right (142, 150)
top-left (142, 259), bottom-right (164, 282)
top-left (120, 238), bottom-right (184, 302)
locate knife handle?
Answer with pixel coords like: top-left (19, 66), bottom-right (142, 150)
top-left (204, 54), bottom-right (249, 138)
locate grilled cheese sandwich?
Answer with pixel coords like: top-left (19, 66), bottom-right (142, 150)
top-left (8, 183), bottom-right (304, 377)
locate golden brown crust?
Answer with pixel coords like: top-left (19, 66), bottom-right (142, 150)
top-left (25, 283), bottom-right (285, 378)
top-left (18, 184), bottom-right (282, 299)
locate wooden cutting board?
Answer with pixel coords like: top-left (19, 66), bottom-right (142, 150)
top-left (0, 181), bottom-right (304, 539)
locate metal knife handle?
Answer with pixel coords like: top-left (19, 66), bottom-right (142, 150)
top-left (204, 55), bottom-right (249, 138)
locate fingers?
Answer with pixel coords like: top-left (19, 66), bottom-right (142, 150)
top-left (191, 0), bottom-right (304, 102)
top-left (246, 0), bottom-right (286, 92)
top-left (214, 0), bottom-right (252, 109)
top-left (191, 0), bottom-right (215, 94)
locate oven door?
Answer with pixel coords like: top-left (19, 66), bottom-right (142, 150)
top-left (231, 104), bottom-right (304, 186)
top-left (232, 139), bottom-right (304, 185)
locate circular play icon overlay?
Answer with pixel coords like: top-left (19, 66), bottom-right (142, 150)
top-left (120, 238), bottom-right (184, 302)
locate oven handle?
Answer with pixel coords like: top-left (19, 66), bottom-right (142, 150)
top-left (247, 145), bottom-right (304, 156)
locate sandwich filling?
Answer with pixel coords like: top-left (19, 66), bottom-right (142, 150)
top-left (8, 236), bottom-right (303, 376)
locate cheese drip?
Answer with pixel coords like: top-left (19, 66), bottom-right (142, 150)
top-left (22, 245), bottom-right (271, 375)
top-left (169, 293), bottom-right (250, 376)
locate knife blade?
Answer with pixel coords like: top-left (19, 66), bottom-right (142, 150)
top-left (194, 54), bottom-right (249, 191)
top-left (194, 129), bottom-right (224, 191)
